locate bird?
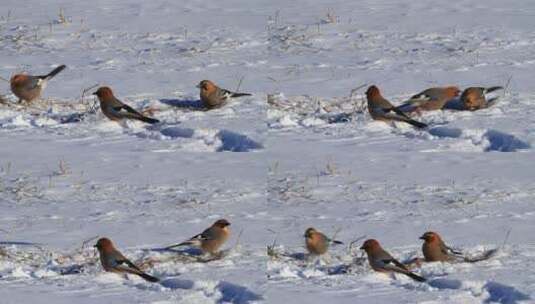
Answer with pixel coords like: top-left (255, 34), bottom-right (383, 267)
top-left (165, 219), bottom-right (231, 255)
top-left (396, 86), bottom-right (460, 112)
top-left (10, 64), bottom-right (66, 103)
top-left (460, 86), bottom-right (503, 111)
top-left (366, 85), bottom-right (428, 129)
top-left (420, 231), bottom-right (463, 262)
top-left (197, 80), bottom-right (251, 109)
top-left (92, 87), bottom-right (159, 124)
top-left (304, 227), bottom-right (343, 255)
top-left (94, 237), bottom-right (159, 282)
top-left (360, 239), bottom-right (426, 282)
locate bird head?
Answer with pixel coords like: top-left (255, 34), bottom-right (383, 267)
top-left (419, 231), bottom-right (441, 243)
top-left (213, 219), bottom-right (231, 228)
top-left (360, 239), bottom-right (380, 252)
top-left (366, 85), bottom-right (381, 100)
top-left (92, 86), bottom-right (114, 100)
top-left (94, 237), bottom-right (114, 251)
top-left (197, 80), bottom-right (216, 93)
top-left (304, 227), bottom-right (317, 238)
top-left (10, 74), bottom-right (29, 85)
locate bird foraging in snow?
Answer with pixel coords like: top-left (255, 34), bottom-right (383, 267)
top-left (420, 231), bottom-right (463, 262)
top-left (304, 227), bottom-right (343, 256)
top-left (93, 86), bottom-right (159, 124)
top-left (166, 219), bottom-right (231, 255)
top-left (397, 86), bottom-right (460, 113)
top-left (366, 85), bottom-right (428, 129)
top-left (460, 86), bottom-right (503, 111)
top-left (94, 237), bottom-right (159, 282)
top-left (10, 65), bottom-right (66, 103)
top-left (360, 239), bottom-right (426, 282)
top-left (197, 80), bottom-right (251, 109)
top-left (419, 231), bottom-right (497, 263)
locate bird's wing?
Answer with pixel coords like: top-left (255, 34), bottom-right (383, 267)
top-left (390, 258), bottom-right (410, 271)
top-left (217, 88), bottom-right (234, 100)
top-left (484, 86), bottom-right (503, 94)
top-left (403, 96), bottom-right (431, 107)
top-left (198, 227), bottom-right (218, 241)
top-left (390, 106), bottom-right (412, 119)
top-left (115, 257), bottom-right (143, 272)
top-left (166, 228), bottom-right (215, 249)
top-left (443, 243), bottom-right (463, 255)
top-left (20, 77), bottom-right (42, 90)
top-left (113, 103), bottom-right (142, 115)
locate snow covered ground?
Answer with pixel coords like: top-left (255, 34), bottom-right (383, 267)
top-left (1, 0), bottom-right (535, 303)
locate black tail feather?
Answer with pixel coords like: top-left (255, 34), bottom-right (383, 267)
top-left (164, 241), bottom-right (189, 250)
top-left (138, 272), bottom-right (160, 282)
top-left (405, 271), bottom-right (426, 282)
top-left (230, 92), bottom-right (252, 98)
top-left (42, 65), bottom-right (66, 80)
top-left (405, 118), bottom-right (428, 129)
top-left (392, 107), bottom-right (412, 119)
top-left (463, 248), bottom-right (498, 263)
top-left (137, 116), bottom-right (160, 124)
top-left (485, 86), bottom-right (504, 94)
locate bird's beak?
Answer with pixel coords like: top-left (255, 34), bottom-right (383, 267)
top-left (359, 246), bottom-right (365, 250)
top-left (419, 236), bottom-right (425, 240)
top-left (195, 84), bottom-right (200, 89)
top-left (92, 92), bottom-right (97, 96)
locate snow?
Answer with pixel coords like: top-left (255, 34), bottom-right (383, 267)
top-left (1, 0), bottom-right (535, 303)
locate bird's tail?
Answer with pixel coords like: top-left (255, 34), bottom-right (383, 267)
top-left (403, 271), bottom-right (426, 282)
top-left (42, 65), bottom-right (66, 80)
top-left (136, 115), bottom-right (160, 124)
top-left (230, 92), bottom-right (252, 98)
top-left (138, 272), bottom-right (160, 282)
top-left (404, 118), bottom-right (428, 129)
top-left (485, 86), bottom-right (504, 94)
top-left (331, 240), bottom-right (344, 245)
top-left (165, 241), bottom-right (191, 250)
top-left (463, 248), bottom-right (498, 263)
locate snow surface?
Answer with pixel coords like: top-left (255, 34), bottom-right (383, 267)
top-left (1, 0), bottom-right (535, 303)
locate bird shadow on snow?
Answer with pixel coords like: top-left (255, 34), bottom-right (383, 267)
top-left (159, 98), bottom-right (209, 111)
top-left (159, 278), bottom-right (263, 304)
top-left (0, 241), bottom-right (44, 247)
top-left (428, 127), bottom-right (530, 152)
top-left (160, 126), bottom-right (263, 152)
top-left (427, 279), bottom-right (530, 304)
top-left (147, 246), bottom-right (204, 256)
top-left (483, 282), bottom-right (531, 304)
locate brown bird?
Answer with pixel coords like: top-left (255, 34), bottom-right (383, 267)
top-left (197, 80), bottom-right (251, 109)
top-left (361, 239), bottom-right (426, 282)
top-left (304, 227), bottom-right (343, 256)
top-left (10, 65), bottom-right (66, 103)
top-left (94, 237), bottom-right (159, 282)
top-left (397, 86), bottom-right (460, 112)
top-left (166, 219), bottom-right (231, 255)
top-left (366, 85), bottom-right (428, 129)
top-left (92, 87), bottom-right (159, 124)
top-left (460, 86), bottom-right (503, 111)
top-left (420, 231), bottom-right (463, 262)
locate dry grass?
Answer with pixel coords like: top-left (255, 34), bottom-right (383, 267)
top-left (53, 159), bottom-right (71, 176)
top-left (268, 174), bottom-right (313, 203)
